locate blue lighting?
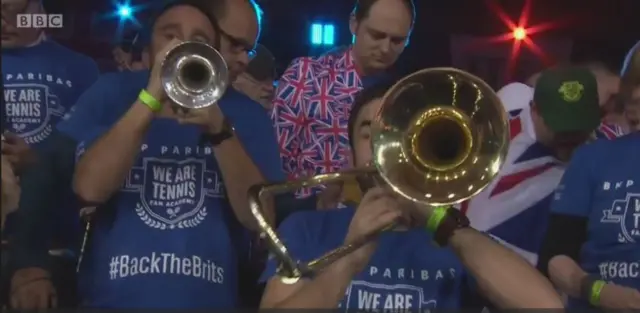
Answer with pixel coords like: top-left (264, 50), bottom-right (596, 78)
top-left (311, 24), bottom-right (323, 45)
top-left (310, 23), bottom-right (336, 46)
top-left (323, 24), bottom-right (335, 45)
top-left (117, 5), bottom-right (132, 18)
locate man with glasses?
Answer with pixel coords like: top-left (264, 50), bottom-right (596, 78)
top-left (2, 0), bottom-right (98, 309)
top-left (10, 0), bottom-right (282, 309)
top-left (232, 44), bottom-right (276, 110)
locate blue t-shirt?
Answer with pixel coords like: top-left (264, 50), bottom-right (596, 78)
top-left (550, 133), bottom-right (640, 307)
top-left (260, 208), bottom-right (477, 310)
top-left (61, 70), bottom-right (284, 308)
top-left (2, 39), bottom-right (99, 242)
top-left (2, 40), bottom-right (99, 146)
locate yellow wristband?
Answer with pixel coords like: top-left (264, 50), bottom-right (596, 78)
top-left (138, 89), bottom-right (162, 112)
top-left (589, 280), bottom-right (606, 306)
top-left (425, 206), bottom-right (448, 233)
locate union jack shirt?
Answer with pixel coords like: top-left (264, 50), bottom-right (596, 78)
top-left (271, 47), bottom-right (385, 198)
top-left (459, 106), bottom-right (564, 264)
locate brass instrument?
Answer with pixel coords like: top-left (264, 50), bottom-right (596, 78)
top-left (160, 41), bottom-right (229, 109)
top-left (249, 68), bottom-right (510, 282)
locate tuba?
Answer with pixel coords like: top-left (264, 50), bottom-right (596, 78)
top-left (160, 41), bottom-right (229, 109)
top-left (249, 68), bottom-right (510, 282)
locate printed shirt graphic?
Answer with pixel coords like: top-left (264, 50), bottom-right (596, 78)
top-left (460, 106), bottom-right (564, 264)
top-left (261, 208), bottom-right (472, 310)
top-left (550, 133), bottom-right (640, 308)
top-left (271, 47), bottom-right (385, 198)
top-left (2, 40), bottom-right (99, 147)
top-left (63, 71), bottom-right (283, 308)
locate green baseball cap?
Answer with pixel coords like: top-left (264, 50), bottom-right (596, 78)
top-left (533, 67), bottom-right (601, 133)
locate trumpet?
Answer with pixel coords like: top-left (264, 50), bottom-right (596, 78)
top-left (249, 68), bottom-right (510, 282)
top-left (160, 41), bottom-right (229, 109)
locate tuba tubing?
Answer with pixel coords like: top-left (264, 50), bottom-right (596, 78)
top-left (249, 67), bottom-right (510, 283)
top-left (249, 167), bottom-right (377, 281)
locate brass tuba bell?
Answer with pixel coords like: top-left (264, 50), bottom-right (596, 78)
top-left (160, 41), bottom-right (229, 109)
top-left (249, 68), bottom-right (510, 282)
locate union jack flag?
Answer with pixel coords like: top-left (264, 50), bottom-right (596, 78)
top-left (271, 47), bottom-right (365, 198)
top-left (459, 107), bottom-right (565, 264)
top-left (595, 122), bottom-right (625, 140)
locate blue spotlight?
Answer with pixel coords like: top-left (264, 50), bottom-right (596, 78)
top-left (117, 5), bottom-right (132, 18)
top-left (310, 23), bottom-right (336, 46)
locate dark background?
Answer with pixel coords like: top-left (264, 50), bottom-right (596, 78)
top-left (43, 0), bottom-right (639, 85)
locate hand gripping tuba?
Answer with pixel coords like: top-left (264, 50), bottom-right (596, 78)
top-left (248, 68), bottom-right (510, 283)
top-left (160, 41), bottom-right (229, 109)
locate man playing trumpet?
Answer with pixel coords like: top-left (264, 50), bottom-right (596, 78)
top-left (259, 77), bottom-right (563, 310)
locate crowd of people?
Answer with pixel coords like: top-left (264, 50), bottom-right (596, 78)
top-left (1, 0), bottom-right (639, 309)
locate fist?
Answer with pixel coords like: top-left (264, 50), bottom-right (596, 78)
top-left (147, 38), bottom-right (184, 102)
top-left (1, 132), bottom-right (35, 173)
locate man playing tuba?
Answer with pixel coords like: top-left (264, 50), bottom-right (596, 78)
top-left (259, 77), bottom-right (563, 310)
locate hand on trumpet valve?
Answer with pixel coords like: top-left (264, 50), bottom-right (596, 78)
top-left (343, 187), bottom-right (403, 272)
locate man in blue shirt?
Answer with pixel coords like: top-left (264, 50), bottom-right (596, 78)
top-left (62, 0), bottom-right (280, 308)
top-left (259, 81), bottom-right (564, 310)
top-left (1, 0), bottom-right (99, 160)
top-left (2, 0), bottom-right (99, 308)
top-left (538, 42), bottom-right (640, 309)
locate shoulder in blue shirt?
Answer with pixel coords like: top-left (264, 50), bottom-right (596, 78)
top-left (57, 70), bottom-right (147, 140)
top-left (550, 133), bottom-right (640, 306)
top-left (261, 207), bottom-right (474, 310)
top-left (2, 40), bottom-right (99, 147)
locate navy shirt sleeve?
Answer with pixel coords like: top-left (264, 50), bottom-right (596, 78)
top-left (75, 126), bottom-right (110, 162)
top-left (57, 73), bottom-right (118, 141)
top-left (232, 106), bottom-right (285, 182)
top-left (550, 144), bottom-right (594, 217)
top-left (259, 212), bottom-right (312, 283)
top-left (76, 56), bottom-right (100, 94)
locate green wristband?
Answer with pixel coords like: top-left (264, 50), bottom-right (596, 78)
top-left (589, 280), bottom-right (606, 306)
top-left (425, 206), bottom-right (448, 233)
top-left (138, 89), bottom-right (162, 112)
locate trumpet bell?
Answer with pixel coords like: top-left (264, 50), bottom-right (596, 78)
top-left (373, 68), bottom-right (509, 206)
top-left (160, 41), bottom-right (229, 109)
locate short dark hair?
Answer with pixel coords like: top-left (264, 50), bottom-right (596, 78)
top-left (151, 0), bottom-right (262, 49)
top-left (352, 0), bottom-right (416, 26)
top-left (152, 0), bottom-right (218, 29)
top-left (348, 80), bottom-right (395, 150)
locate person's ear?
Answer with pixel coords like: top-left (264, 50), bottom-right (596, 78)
top-left (349, 14), bottom-right (358, 38)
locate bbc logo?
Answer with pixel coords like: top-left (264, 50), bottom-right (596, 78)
top-left (16, 14), bottom-right (63, 28)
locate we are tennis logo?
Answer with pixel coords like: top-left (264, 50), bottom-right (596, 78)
top-left (16, 14), bottom-right (63, 28)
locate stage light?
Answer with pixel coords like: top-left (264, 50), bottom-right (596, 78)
top-left (323, 24), bottom-right (335, 45)
top-left (311, 23), bottom-right (323, 45)
top-left (513, 27), bottom-right (526, 40)
top-left (310, 23), bottom-right (336, 46)
top-left (117, 5), bottom-right (132, 18)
